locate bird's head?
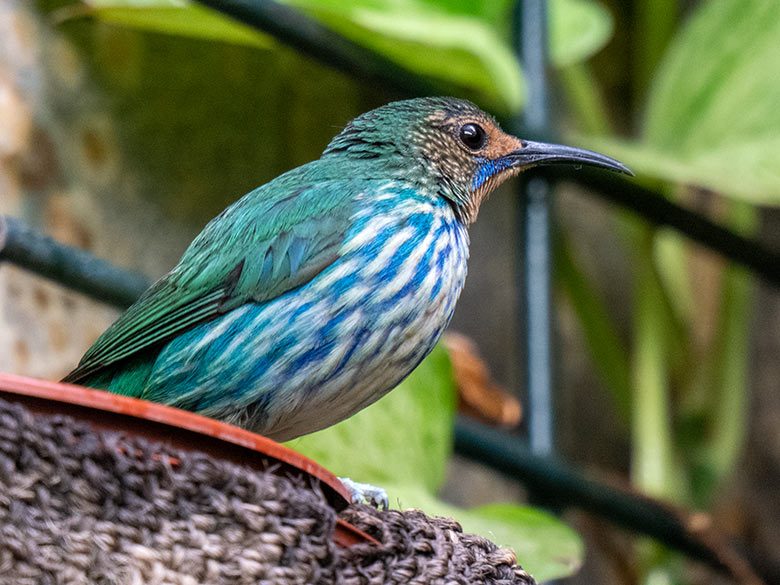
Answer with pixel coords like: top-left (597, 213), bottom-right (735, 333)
top-left (324, 97), bottom-right (631, 223)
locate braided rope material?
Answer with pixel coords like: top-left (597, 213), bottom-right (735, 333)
top-left (0, 397), bottom-right (535, 585)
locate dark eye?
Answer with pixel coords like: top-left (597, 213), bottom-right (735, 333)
top-left (459, 123), bottom-right (486, 150)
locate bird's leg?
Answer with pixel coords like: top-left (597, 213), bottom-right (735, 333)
top-left (338, 477), bottom-right (389, 510)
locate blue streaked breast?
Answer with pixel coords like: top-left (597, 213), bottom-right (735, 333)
top-left (140, 184), bottom-right (469, 441)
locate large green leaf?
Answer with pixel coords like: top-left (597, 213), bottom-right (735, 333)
top-left (579, 0), bottom-right (780, 204)
top-left (550, 0), bottom-right (613, 68)
top-left (77, 0), bottom-right (274, 47)
top-left (78, 0), bottom-right (613, 113)
top-left (644, 0), bottom-right (779, 151)
top-left (79, 0), bottom-right (523, 110)
top-left (282, 0), bottom-right (525, 112)
top-left (287, 344), bottom-right (583, 581)
top-left (580, 135), bottom-right (780, 206)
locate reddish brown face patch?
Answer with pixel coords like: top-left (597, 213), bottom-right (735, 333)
top-left (420, 105), bottom-right (526, 223)
top-left (480, 122), bottom-right (524, 159)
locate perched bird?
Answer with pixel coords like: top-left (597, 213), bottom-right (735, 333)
top-left (64, 97), bottom-right (630, 443)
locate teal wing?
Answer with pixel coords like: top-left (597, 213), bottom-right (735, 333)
top-left (63, 177), bottom-right (360, 384)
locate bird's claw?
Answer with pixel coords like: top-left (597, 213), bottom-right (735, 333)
top-left (338, 477), bottom-right (389, 510)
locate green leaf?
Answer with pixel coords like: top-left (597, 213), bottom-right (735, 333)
top-left (387, 484), bottom-right (583, 582)
top-left (78, 0), bottom-right (525, 112)
top-left (644, 0), bottom-right (780, 150)
top-left (286, 0), bottom-right (613, 111)
top-left (79, 0), bottom-right (615, 115)
top-left (80, 0), bottom-right (274, 48)
top-left (286, 344), bottom-right (456, 494)
top-left (577, 0), bottom-right (780, 204)
top-left (283, 0), bottom-right (525, 112)
top-left (577, 136), bottom-right (780, 206)
top-left (550, 0), bottom-right (614, 68)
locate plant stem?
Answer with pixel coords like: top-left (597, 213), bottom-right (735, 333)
top-left (706, 201), bottom-right (756, 488)
top-left (632, 0), bottom-right (678, 104)
top-left (631, 226), bottom-right (679, 500)
top-left (554, 231), bottom-right (632, 422)
top-left (558, 63), bottom-right (612, 136)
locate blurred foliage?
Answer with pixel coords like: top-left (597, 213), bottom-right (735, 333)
top-left (549, 0), bottom-right (612, 67)
top-left (560, 0), bottom-right (764, 506)
top-left (585, 0), bottom-right (780, 205)
top-left (70, 3), bottom-right (274, 48)
top-left (79, 0), bottom-right (612, 113)
top-left (557, 0), bottom-right (770, 582)
top-left (50, 12), bottom-right (372, 226)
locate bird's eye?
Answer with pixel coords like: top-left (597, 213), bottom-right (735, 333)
top-left (459, 123), bottom-right (486, 150)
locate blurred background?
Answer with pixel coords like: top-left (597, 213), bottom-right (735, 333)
top-left (1, 0), bottom-right (779, 583)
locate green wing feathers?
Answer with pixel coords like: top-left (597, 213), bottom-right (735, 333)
top-left (64, 174), bottom-right (360, 386)
top-left (62, 283), bottom-right (226, 383)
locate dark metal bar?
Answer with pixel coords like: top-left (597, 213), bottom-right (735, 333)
top-left (514, 0), bottom-right (555, 456)
top-left (516, 0), bottom-right (548, 130)
top-left (194, 0), bottom-right (442, 98)
top-left (520, 178), bottom-right (555, 455)
top-left (547, 167), bottom-right (780, 288)
top-left (454, 416), bottom-right (734, 575)
top-left (0, 215), bottom-right (150, 308)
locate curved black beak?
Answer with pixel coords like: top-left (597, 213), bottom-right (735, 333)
top-left (503, 140), bottom-right (633, 176)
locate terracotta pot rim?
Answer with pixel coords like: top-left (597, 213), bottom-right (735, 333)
top-left (0, 372), bottom-right (377, 547)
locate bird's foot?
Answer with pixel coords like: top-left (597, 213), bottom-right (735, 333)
top-left (338, 477), bottom-right (389, 510)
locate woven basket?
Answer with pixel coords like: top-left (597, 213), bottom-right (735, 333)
top-left (0, 374), bottom-right (535, 585)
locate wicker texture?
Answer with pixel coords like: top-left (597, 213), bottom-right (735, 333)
top-left (0, 397), bottom-right (534, 585)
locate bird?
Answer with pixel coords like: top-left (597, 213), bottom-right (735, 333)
top-left (64, 97), bottom-right (630, 444)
